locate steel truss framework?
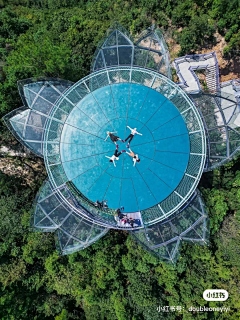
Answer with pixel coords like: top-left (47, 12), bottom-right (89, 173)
top-left (3, 24), bottom-right (240, 262)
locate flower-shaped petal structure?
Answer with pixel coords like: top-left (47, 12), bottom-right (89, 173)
top-left (3, 24), bottom-right (240, 262)
top-left (4, 79), bottom-right (73, 157)
top-left (32, 179), bottom-right (108, 255)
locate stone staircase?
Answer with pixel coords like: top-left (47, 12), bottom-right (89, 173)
top-left (173, 52), bottom-right (219, 93)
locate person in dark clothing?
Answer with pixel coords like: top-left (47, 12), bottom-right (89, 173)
top-left (94, 200), bottom-right (108, 210)
top-left (105, 149), bottom-right (125, 167)
top-left (124, 126), bottom-right (142, 147)
top-left (117, 208), bottom-right (127, 220)
top-left (102, 200), bottom-right (108, 209)
top-left (128, 218), bottom-right (135, 228)
top-left (105, 131), bottom-right (124, 148)
top-left (94, 200), bottom-right (102, 208)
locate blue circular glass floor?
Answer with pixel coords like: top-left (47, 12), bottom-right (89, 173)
top-left (60, 83), bottom-right (190, 213)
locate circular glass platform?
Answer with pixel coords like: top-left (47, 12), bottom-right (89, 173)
top-left (60, 83), bottom-right (190, 213)
top-left (44, 67), bottom-right (206, 226)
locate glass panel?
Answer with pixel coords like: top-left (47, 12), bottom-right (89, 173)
top-left (25, 125), bottom-right (43, 141)
top-left (182, 228), bottom-right (201, 240)
top-left (154, 29), bottom-right (168, 51)
top-left (209, 157), bottom-right (222, 167)
top-left (59, 99), bottom-right (75, 114)
top-left (189, 132), bottom-right (203, 154)
top-left (61, 214), bottom-right (82, 234)
top-left (210, 142), bottom-right (227, 157)
top-left (175, 175), bottom-right (195, 198)
top-left (26, 82), bottom-right (42, 94)
top-left (34, 205), bottom-right (46, 224)
top-left (88, 226), bottom-right (106, 242)
top-left (53, 108), bottom-right (68, 122)
top-left (103, 48), bottom-right (118, 66)
top-left (27, 111), bottom-right (47, 129)
top-left (50, 80), bottom-right (73, 93)
top-left (185, 154), bottom-right (203, 177)
top-left (67, 90), bottom-right (81, 105)
top-left (164, 240), bottom-right (180, 260)
top-left (26, 141), bottom-right (42, 154)
top-left (146, 227), bottom-right (163, 246)
top-left (228, 128), bottom-right (240, 140)
top-left (23, 88), bottom-right (37, 107)
top-left (182, 109), bottom-right (201, 132)
top-left (154, 244), bottom-right (171, 260)
top-left (61, 237), bottom-right (83, 251)
top-left (137, 35), bottom-right (152, 49)
top-left (208, 127), bottom-right (227, 143)
top-left (40, 194), bottom-right (61, 214)
top-left (159, 223), bottom-right (178, 242)
top-left (94, 51), bottom-right (105, 70)
top-left (131, 69), bottom-right (147, 85)
top-left (46, 142), bottom-right (59, 157)
top-left (200, 96), bottom-right (217, 116)
top-left (181, 206), bottom-right (202, 226)
top-left (58, 229), bottom-right (71, 249)
top-left (88, 72), bottom-right (108, 91)
top-left (159, 55), bottom-right (168, 76)
top-left (10, 109), bottom-right (29, 123)
top-left (73, 83), bottom-right (89, 99)
top-left (118, 47), bottom-right (132, 65)
top-left (229, 141), bottom-right (240, 154)
top-left (133, 230), bottom-right (149, 246)
top-left (171, 212), bottom-right (191, 234)
top-left (49, 164), bottom-right (68, 186)
top-left (32, 96), bottom-right (53, 114)
top-left (150, 35), bottom-right (162, 52)
top-left (10, 121), bottom-right (25, 138)
top-left (49, 205), bottom-right (70, 225)
top-left (169, 94), bottom-right (190, 113)
top-left (145, 51), bottom-right (162, 71)
top-left (73, 221), bottom-right (92, 242)
top-left (36, 216), bottom-right (56, 228)
top-left (38, 181), bottom-right (53, 202)
top-left (103, 31), bottom-right (117, 47)
top-left (133, 48), bottom-right (148, 68)
top-left (117, 31), bottom-right (132, 45)
top-left (40, 84), bottom-right (61, 104)
top-left (203, 112), bottom-right (222, 129)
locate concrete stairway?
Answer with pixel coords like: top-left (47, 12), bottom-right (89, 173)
top-left (173, 52), bottom-right (219, 93)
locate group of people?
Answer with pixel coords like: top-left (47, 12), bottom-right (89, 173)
top-left (115, 209), bottom-right (138, 228)
top-left (93, 202), bottom-right (138, 228)
top-left (105, 126), bottom-right (142, 167)
top-left (94, 199), bottom-right (108, 210)
top-left (92, 126), bottom-right (143, 228)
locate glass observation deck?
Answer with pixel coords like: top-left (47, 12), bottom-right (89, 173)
top-left (44, 67), bottom-right (206, 228)
top-left (5, 24), bottom-right (225, 260)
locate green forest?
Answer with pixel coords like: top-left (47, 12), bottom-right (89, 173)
top-left (0, 0), bottom-right (240, 319)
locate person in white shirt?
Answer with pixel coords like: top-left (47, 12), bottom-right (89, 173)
top-left (105, 149), bottom-right (125, 167)
top-left (124, 126), bottom-right (142, 147)
top-left (126, 148), bottom-right (140, 166)
top-left (105, 131), bottom-right (124, 149)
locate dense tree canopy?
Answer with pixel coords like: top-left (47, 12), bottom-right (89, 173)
top-left (0, 0), bottom-right (240, 319)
